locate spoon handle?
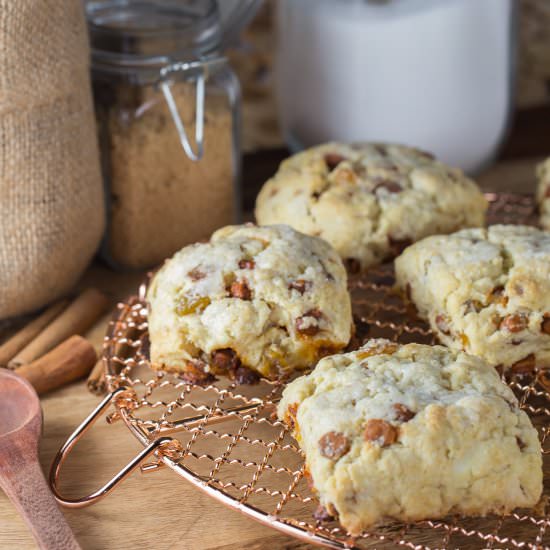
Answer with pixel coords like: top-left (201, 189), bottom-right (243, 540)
top-left (0, 448), bottom-right (80, 550)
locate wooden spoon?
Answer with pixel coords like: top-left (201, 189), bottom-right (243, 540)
top-left (0, 368), bottom-right (80, 549)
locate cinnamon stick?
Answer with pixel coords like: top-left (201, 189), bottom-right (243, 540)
top-left (8, 288), bottom-right (109, 368)
top-left (0, 299), bottom-right (69, 366)
top-left (16, 335), bottom-right (97, 395)
top-left (87, 358), bottom-right (107, 395)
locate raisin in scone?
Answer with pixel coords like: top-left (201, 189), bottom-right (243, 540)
top-left (146, 224), bottom-right (353, 381)
top-left (395, 225), bottom-right (550, 371)
top-left (278, 340), bottom-right (542, 534)
top-left (255, 142), bottom-right (487, 272)
top-left (537, 158), bottom-right (550, 230)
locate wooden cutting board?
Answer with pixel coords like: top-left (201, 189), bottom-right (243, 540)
top-left (0, 157), bottom-right (544, 550)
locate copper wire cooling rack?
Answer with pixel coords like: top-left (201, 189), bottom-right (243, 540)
top-left (50, 193), bottom-right (550, 549)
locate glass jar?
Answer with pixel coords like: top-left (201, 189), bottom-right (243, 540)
top-left (276, 0), bottom-right (517, 174)
top-left (86, 0), bottom-right (258, 269)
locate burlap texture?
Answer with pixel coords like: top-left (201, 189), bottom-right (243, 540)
top-left (0, 0), bottom-right (105, 319)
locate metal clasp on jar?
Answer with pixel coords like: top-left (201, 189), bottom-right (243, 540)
top-left (158, 56), bottom-right (227, 162)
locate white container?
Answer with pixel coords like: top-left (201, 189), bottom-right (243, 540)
top-left (276, 0), bottom-right (516, 174)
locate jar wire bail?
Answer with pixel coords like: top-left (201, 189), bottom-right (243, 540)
top-left (159, 57), bottom-right (227, 162)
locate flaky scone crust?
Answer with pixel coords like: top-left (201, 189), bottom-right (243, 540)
top-left (255, 142), bottom-right (487, 271)
top-left (278, 340), bottom-right (542, 534)
top-left (147, 224), bottom-right (353, 380)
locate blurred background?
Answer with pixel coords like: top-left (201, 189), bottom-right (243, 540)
top-left (234, 0), bottom-right (550, 153)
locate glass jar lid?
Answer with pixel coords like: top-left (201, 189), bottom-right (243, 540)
top-left (86, 0), bottom-right (261, 72)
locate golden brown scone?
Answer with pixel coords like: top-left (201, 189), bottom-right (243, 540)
top-left (147, 224), bottom-right (352, 381)
top-left (279, 340), bottom-right (542, 534)
top-left (255, 142), bottom-right (487, 271)
top-left (395, 225), bottom-right (550, 370)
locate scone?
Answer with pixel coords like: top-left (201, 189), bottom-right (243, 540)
top-left (255, 142), bottom-right (487, 271)
top-left (146, 224), bottom-right (353, 381)
top-left (278, 340), bottom-right (542, 534)
top-left (395, 225), bottom-right (550, 371)
top-left (537, 158), bottom-right (550, 230)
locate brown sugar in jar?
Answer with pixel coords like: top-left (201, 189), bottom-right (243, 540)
top-left (87, 0), bottom-right (245, 269)
top-left (102, 82), bottom-right (235, 268)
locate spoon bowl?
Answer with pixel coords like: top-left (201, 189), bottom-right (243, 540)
top-left (0, 371), bottom-right (40, 436)
top-left (0, 368), bottom-right (80, 549)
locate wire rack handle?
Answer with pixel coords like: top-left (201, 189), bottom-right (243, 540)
top-left (49, 386), bottom-right (182, 508)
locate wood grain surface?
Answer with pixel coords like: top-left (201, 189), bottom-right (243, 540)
top-left (0, 157), bottom-right (545, 549)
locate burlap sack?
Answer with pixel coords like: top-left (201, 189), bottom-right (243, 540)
top-left (0, 0), bottom-right (104, 319)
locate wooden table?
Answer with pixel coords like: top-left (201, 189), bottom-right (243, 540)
top-left (0, 156), bottom-right (544, 549)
